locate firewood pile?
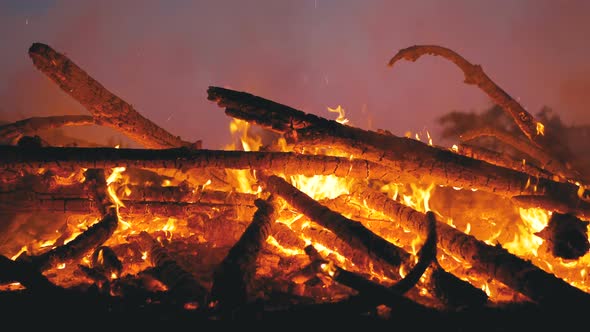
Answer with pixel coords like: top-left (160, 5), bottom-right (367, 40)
top-left (1, 42), bottom-right (589, 328)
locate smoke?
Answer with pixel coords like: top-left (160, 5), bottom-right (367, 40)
top-left (1, 0), bottom-right (589, 148)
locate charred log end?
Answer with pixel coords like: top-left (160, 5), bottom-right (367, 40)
top-left (535, 212), bottom-right (590, 260)
top-left (429, 267), bottom-right (488, 309)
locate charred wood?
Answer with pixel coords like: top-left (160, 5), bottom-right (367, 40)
top-left (135, 231), bottom-right (209, 308)
top-left (210, 196), bottom-right (279, 314)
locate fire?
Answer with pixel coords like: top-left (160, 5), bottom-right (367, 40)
top-left (327, 105), bottom-right (349, 124)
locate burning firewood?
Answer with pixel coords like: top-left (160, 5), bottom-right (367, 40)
top-left (0, 115), bottom-right (94, 145)
top-left (210, 195), bottom-right (280, 315)
top-left (0, 254), bottom-right (62, 294)
top-left (260, 173), bottom-right (410, 272)
top-left (350, 184), bottom-right (590, 307)
top-left (16, 169), bottom-right (119, 271)
top-left (389, 45), bottom-right (577, 181)
top-left (206, 86), bottom-right (590, 217)
top-left (133, 231), bottom-right (209, 309)
top-left (27, 43), bottom-right (197, 149)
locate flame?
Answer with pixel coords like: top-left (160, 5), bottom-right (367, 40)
top-left (536, 122), bottom-right (545, 136)
top-left (504, 207), bottom-right (550, 257)
top-left (327, 105), bottom-right (349, 124)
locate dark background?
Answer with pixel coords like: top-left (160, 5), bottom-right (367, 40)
top-left (1, 0), bottom-right (589, 148)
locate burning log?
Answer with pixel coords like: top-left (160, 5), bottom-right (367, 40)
top-left (207, 86), bottom-right (590, 218)
top-left (351, 184), bottom-right (590, 307)
top-left (134, 231), bottom-right (209, 308)
top-left (534, 212), bottom-right (590, 260)
top-left (0, 255), bottom-right (62, 294)
top-left (388, 45), bottom-right (576, 181)
top-left (260, 174), bottom-right (410, 272)
top-left (16, 169), bottom-right (119, 271)
top-left (210, 195), bottom-right (279, 314)
top-left (27, 42), bottom-right (196, 149)
top-left (0, 115), bottom-right (94, 145)
top-left (0, 145), bottom-right (403, 184)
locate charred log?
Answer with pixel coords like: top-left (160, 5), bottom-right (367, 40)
top-left (135, 231), bottom-right (209, 308)
top-left (210, 196), bottom-right (279, 314)
top-left (535, 212), bottom-right (590, 260)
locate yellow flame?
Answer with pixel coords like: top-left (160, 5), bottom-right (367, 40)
top-left (536, 122), bottom-right (545, 136)
top-left (504, 207), bottom-right (550, 256)
top-left (327, 105), bottom-right (349, 124)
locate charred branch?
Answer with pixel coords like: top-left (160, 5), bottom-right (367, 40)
top-left (134, 231), bottom-right (209, 308)
top-left (28, 42), bottom-right (195, 149)
top-left (211, 195), bottom-right (279, 313)
top-left (388, 45), bottom-right (577, 181)
top-left (0, 115), bottom-right (94, 145)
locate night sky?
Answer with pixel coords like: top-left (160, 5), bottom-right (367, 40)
top-left (1, 0), bottom-right (589, 148)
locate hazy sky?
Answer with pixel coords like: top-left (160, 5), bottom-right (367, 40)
top-left (1, 0), bottom-right (589, 148)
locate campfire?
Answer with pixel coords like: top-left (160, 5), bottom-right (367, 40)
top-left (1, 42), bottom-right (590, 327)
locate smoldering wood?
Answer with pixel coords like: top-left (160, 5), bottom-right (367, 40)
top-left (388, 45), bottom-right (577, 182)
top-left (0, 255), bottom-right (63, 294)
top-left (134, 231), bottom-right (209, 308)
top-left (260, 173), bottom-right (410, 271)
top-left (305, 245), bottom-right (442, 320)
top-left (206, 86), bottom-right (589, 212)
top-left (17, 210), bottom-right (119, 271)
top-left (210, 196), bottom-right (279, 312)
top-left (28, 43), bottom-right (196, 149)
top-left (351, 184), bottom-right (590, 307)
top-left (83, 169), bottom-right (111, 216)
top-left (0, 115), bottom-right (94, 145)
top-left (534, 212), bottom-right (590, 260)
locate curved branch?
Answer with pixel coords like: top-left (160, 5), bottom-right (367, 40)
top-left (388, 45), bottom-right (577, 181)
top-left (0, 115), bottom-right (94, 144)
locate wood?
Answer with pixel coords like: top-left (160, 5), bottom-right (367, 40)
top-left (0, 255), bottom-right (62, 293)
top-left (18, 209), bottom-right (119, 271)
top-left (0, 145), bottom-right (403, 184)
top-left (459, 126), bottom-right (566, 178)
top-left (351, 184), bottom-right (590, 307)
top-left (135, 231), bottom-right (209, 308)
top-left (388, 45), bottom-right (576, 182)
top-left (0, 115), bottom-right (94, 145)
top-left (305, 245), bottom-right (442, 319)
top-left (260, 173), bottom-right (410, 271)
top-left (28, 43), bottom-right (195, 149)
top-left (457, 143), bottom-right (554, 180)
top-left (210, 196), bottom-right (279, 312)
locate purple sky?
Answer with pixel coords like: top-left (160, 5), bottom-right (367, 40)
top-left (1, 0), bottom-right (589, 148)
